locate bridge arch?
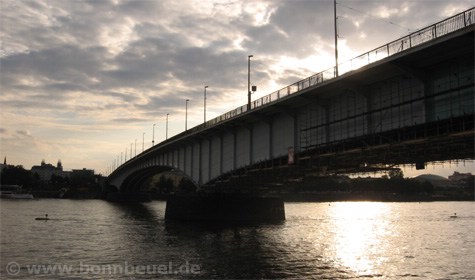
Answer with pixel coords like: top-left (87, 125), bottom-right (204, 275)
top-left (120, 165), bottom-right (174, 193)
top-left (108, 163), bottom-right (198, 193)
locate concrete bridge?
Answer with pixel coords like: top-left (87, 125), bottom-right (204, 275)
top-left (107, 9), bottom-right (474, 194)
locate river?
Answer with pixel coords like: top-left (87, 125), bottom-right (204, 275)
top-left (1, 199), bottom-right (474, 279)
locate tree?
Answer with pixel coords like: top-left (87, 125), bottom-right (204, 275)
top-left (1, 165), bottom-right (33, 189)
top-left (156, 175), bottom-right (174, 194)
top-left (388, 168), bottom-right (404, 180)
top-left (178, 178), bottom-right (197, 193)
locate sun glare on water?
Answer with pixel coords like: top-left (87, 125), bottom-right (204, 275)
top-left (328, 202), bottom-right (392, 275)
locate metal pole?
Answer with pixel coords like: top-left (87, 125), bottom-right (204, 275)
top-left (152, 124), bottom-right (156, 146)
top-left (247, 55), bottom-right (253, 110)
top-left (334, 0), bottom-right (339, 77)
top-left (142, 132), bottom-right (145, 152)
top-left (204, 86), bottom-right (208, 123)
top-left (166, 113), bottom-right (169, 139)
top-left (130, 143), bottom-right (132, 158)
top-left (185, 99), bottom-right (190, 130)
top-left (135, 139), bottom-right (137, 156)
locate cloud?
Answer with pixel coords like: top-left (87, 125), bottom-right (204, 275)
top-left (1, 0), bottom-right (473, 172)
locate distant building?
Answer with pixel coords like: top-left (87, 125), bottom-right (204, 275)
top-left (448, 172), bottom-right (473, 182)
top-left (70, 168), bottom-right (97, 188)
top-left (31, 160), bottom-right (68, 181)
top-left (448, 172), bottom-right (474, 188)
top-left (71, 168), bottom-right (95, 177)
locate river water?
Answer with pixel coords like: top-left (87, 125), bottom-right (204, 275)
top-left (1, 199), bottom-right (474, 279)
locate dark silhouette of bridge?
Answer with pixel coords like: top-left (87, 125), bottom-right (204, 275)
top-left (107, 8), bottom-right (474, 195)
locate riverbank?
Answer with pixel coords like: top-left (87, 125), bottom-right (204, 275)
top-left (280, 191), bottom-right (474, 202)
top-left (22, 188), bottom-right (475, 203)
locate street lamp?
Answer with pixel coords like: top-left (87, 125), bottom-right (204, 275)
top-left (152, 123), bottom-right (156, 146)
top-left (166, 113), bottom-right (169, 139)
top-left (204, 86), bottom-right (208, 123)
top-left (185, 99), bottom-right (190, 130)
top-left (142, 132), bottom-right (145, 152)
top-left (334, 0), bottom-right (339, 77)
top-left (248, 55), bottom-right (253, 110)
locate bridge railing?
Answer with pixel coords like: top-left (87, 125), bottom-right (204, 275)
top-left (111, 7), bottom-right (474, 175)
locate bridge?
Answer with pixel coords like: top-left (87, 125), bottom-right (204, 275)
top-left (107, 9), bottom-right (474, 196)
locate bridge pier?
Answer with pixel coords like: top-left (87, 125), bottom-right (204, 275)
top-left (106, 192), bottom-right (151, 202)
top-left (165, 195), bottom-right (285, 222)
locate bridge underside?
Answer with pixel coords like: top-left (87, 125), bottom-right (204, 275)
top-left (299, 114), bottom-right (474, 172)
top-left (119, 166), bottom-right (173, 193)
top-left (204, 114), bottom-right (473, 190)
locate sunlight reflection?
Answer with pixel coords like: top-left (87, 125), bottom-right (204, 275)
top-left (329, 202), bottom-right (391, 275)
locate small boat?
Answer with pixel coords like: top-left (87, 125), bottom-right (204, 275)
top-left (450, 213), bottom-right (457, 218)
top-left (0, 185), bottom-right (34, 199)
top-left (35, 214), bottom-right (50, 221)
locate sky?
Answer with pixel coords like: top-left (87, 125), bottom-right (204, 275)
top-left (1, 0), bottom-right (473, 177)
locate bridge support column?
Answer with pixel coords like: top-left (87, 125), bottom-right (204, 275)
top-left (268, 120), bottom-right (273, 161)
top-left (208, 139), bottom-right (212, 183)
top-left (233, 129), bottom-right (237, 170)
top-left (249, 126), bottom-right (254, 165)
top-left (219, 134), bottom-right (224, 175)
top-left (106, 192), bottom-right (151, 202)
top-left (165, 195), bottom-right (285, 221)
top-left (198, 142), bottom-right (202, 185)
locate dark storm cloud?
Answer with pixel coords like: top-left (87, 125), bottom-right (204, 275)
top-left (1, 45), bottom-right (106, 85)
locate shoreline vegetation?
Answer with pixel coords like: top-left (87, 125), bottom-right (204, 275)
top-left (280, 192), bottom-right (474, 202)
top-left (3, 188), bottom-right (473, 202)
top-left (1, 165), bottom-right (473, 202)
top-left (19, 191), bottom-right (475, 202)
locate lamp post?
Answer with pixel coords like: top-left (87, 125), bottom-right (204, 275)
top-left (166, 113), bottom-right (169, 140)
top-left (204, 86), bottom-right (208, 124)
top-left (152, 123), bottom-right (156, 146)
top-left (142, 132), bottom-right (145, 152)
top-left (130, 143), bottom-right (133, 159)
top-left (185, 99), bottom-right (190, 130)
top-left (334, 0), bottom-right (339, 77)
top-left (135, 139), bottom-right (137, 156)
top-left (247, 55), bottom-right (253, 110)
